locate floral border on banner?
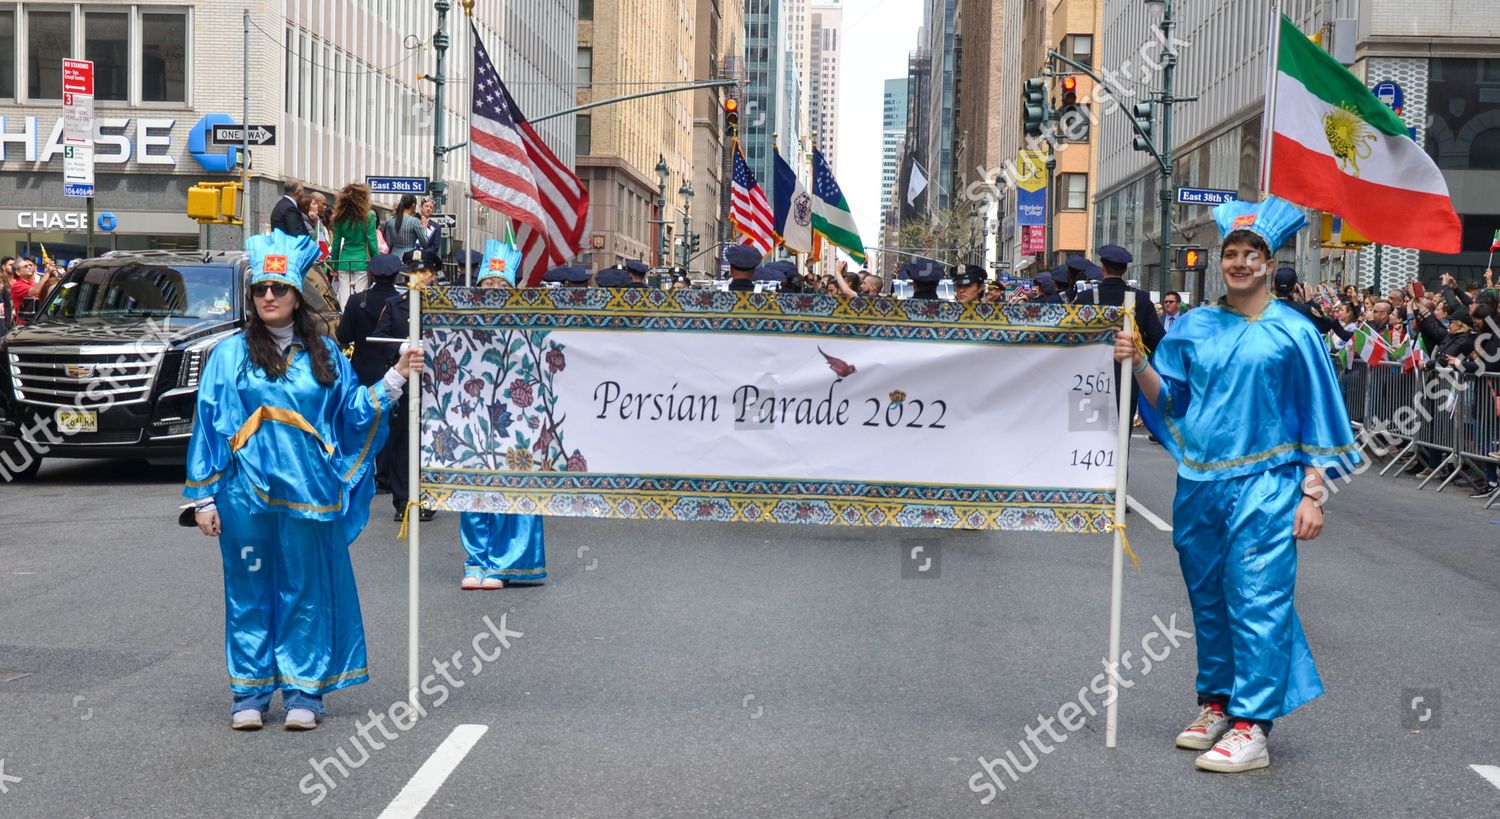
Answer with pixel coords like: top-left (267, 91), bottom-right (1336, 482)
top-left (417, 288), bottom-right (1122, 533)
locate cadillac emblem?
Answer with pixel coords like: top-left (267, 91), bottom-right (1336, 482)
top-left (65, 365), bottom-right (94, 378)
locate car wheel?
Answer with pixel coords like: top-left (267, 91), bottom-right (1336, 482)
top-left (0, 441), bottom-right (42, 482)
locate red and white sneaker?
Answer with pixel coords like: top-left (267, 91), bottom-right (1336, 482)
top-left (1175, 703), bottom-right (1229, 750)
top-left (1194, 720), bottom-right (1270, 772)
top-left (461, 574), bottom-right (483, 590)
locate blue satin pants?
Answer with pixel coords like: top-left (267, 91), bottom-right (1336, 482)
top-left (1173, 463), bottom-right (1323, 722)
top-left (459, 512), bottom-right (547, 582)
top-left (217, 483), bottom-right (370, 702)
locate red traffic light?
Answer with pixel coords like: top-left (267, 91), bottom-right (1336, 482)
top-left (724, 98), bottom-right (739, 113)
top-left (1061, 76), bottom-right (1078, 93)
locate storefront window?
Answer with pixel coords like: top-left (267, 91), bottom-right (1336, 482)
top-left (85, 11), bottom-right (129, 102)
top-left (0, 11), bottom-right (14, 99)
top-left (141, 12), bottom-right (187, 103)
top-left (1426, 58), bottom-right (1500, 170)
top-left (27, 10), bottom-right (71, 100)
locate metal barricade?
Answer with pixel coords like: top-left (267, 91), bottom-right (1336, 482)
top-left (1339, 362), bottom-right (1370, 430)
top-left (1407, 368), bottom-right (1464, 492)
top-left (1457, 371), bottom-right (1500, 506)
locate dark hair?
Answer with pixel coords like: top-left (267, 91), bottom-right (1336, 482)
top-left (1102, 261), bottom-right (1127, 278)
top-left (332, 182), bottom-right (372, 227)
top-left (1162, 291), bottom-right (1181, 302)
top-left (1220, 229), bottom-right (1271, 259)
top-left (396, 193), bottom-right (418, 216)
top-left (243, 290), bottom-right (337, 387)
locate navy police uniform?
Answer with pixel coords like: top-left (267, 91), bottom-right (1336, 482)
top-left (902, 257), bottom-right (945, 300)
top-left (336, 253), bottom-right (405, 387)
top-left (1072, 245), bottom-right (1165, 427)
top-left (372, 249), bottom-right (442, 521)
top-left (726, 245), bottom-right (762, 293)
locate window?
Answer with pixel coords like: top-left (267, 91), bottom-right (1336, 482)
top-left (1472, 128), bottom-right (1500, 171)
top-left (1061, 173), bottom-right (1087, 211)
top-left (84, 12), bottom-right (129, 102)
top-left (0, 11), bottom-right (13, 99)
top-left (141, 11), bottom-right (187, 103)
top-left (1067, 34), bottom-right (1093, 66)
top-left (577, 47), bottom-right (592, 87)
top-left (576, 114), bottom-right (592, 155)
top-left (579, 0), bottom-right (593, 21)
top-left (27, 10), bottom-right (71, 100)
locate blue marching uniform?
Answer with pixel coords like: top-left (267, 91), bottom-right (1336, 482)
top-left (1140, 297), bottom-right (1360, 722)
top-left (460, 238), bottom-right (547, 587)
top-left (184, 229), bottom-right (396, 714)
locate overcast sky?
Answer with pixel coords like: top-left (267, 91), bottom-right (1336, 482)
top-left (836, 0), bottom-right (924, 257)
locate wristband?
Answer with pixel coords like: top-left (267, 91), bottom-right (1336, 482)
top-left (1132, 359), bottom-right (1149, 375)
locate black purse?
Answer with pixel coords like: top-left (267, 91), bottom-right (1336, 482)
top-left (178, 504), bottom-right (200, 528)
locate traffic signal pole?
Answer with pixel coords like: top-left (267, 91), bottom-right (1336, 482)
top-left (1156, 0), bottom-right (1177, 296)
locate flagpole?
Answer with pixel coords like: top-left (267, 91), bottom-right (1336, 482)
top-left (1259, 1), bottom-right (1285, 195)
top-left (406, 272), bottom-right (422, 710)
top-left (1106, 291), bottom-right (1137, 750)
top-left (464, 18), bottom-right (476, 287)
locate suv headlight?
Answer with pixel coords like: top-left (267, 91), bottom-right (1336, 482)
top-left (177, 338), bottom-right (220, 388)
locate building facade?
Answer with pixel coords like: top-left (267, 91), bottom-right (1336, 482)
top-left (1097, 0), bottom-right (1500, 296)
top-left (692, 0), bottom-right (746, 275)
top-left (809, 2), bottom-right (841, 167)
top-left (0, 0), bottom-right (575, 261)
top-left (923, 0), bottom-right (957, 211)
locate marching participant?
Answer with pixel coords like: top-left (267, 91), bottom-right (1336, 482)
top-left (459, 240), bottom-right (547, 591)
top-left (1115, 197), bottom-right (1359, 772)
top-left (374, 249), bottom-right (443, 523)
top-left (184, 229), bottom-right (422, 731)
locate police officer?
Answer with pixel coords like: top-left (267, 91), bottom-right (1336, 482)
top-left (336, 251), bottom-right (405, 512)
top-left (1274, 266), bottom-right (1347, 340)
top-left (595, 266), bottom-right (632, 288)
top-left (951, 264), bottom-right (987, 304)
top-left (623, 259), bottom-right (651, 288)
top-left (903, 257), bottom-right (945, 300)
top-left (1074, 244), bottom-right (1165, 429)
top-left (1031, 271), bottom-right (1065, 304)
top-left (541, 266), bottom-right (570, 285)
top-left (752, 263), bottom-right (787, 292)
top-left (456, 249), bottom-right (483, 286)
top-left (726, 245), bottom-right (762, 293)
top-left (372, 248), bottom-right (442, 523)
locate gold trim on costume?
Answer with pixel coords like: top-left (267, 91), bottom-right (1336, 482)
top-left (230, 666), bottom-right (369, 691)
top-left (252, 485), bottom-right (343, 514)
top-left (229, 406), bottom-right (336, 455)
top-left (185, 470), bottom-right (224, 488)
top-left (342, 384), bottom-right (383, 483)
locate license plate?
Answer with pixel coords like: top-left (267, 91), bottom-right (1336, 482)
top-left (54, 409), bottom-right (98, 434)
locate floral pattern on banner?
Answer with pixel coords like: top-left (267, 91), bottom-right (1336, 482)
top-left (420, 327), bottom-right (586, 473)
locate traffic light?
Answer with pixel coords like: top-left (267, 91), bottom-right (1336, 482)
top-left (187, 184), bottom-right (222, 223)
top-left (1131, 102), bottom-right (1155, 153)
top-left (1176, 246), bottom-right (1208, 272)
top-left (724, 98), bottom-right (739, 133)
top-left (1023, 78), bottom-right (1048, 137)
top-left (1060, 75), bottom-right (1078, 106)
top-left (219, 182), bottom-right (242, 222)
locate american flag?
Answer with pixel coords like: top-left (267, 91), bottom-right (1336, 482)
top-left (729, 139), bottom-right (776, 254)
top-left (469, 23), bottom-right (588, 286)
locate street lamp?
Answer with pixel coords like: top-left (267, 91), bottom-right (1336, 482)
top-left (654, 155), bottom-right (669, 268)
top-left (678, 180), bottom-right (694, 271)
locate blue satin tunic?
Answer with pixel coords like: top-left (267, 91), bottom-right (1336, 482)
top-left (184, 333), bottom-right (393, 697)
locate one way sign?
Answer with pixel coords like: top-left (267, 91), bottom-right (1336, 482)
top-left (210, 124), bottom-right (277, 146)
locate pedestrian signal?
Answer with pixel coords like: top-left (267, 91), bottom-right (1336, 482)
top-left (1176, 246), bottom-right (1208, 272)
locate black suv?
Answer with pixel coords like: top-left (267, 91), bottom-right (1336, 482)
top-left (0, 250), bottom-right (341, 481)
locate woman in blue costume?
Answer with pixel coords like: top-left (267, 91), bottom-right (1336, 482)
top-left (1115, 197), bottom-right (1360, 773)
top-left (459, 239), bottom-right (547, 591)
top-left (184, 229), bottom-right (423, 731)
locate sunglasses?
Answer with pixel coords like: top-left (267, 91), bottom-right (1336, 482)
top-left (251, 282), bottom-right (293, 299)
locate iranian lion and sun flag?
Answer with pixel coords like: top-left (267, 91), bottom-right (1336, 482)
top-left (1265, 14), bottom-right (1460, 253)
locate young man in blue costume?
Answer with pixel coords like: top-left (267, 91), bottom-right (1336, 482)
top-left (458, 239), bottom-right (548, 591)
top-left (184, 229), bottom-right (423, 731)
top-left (1114, 197), bottom-right (1360, 772)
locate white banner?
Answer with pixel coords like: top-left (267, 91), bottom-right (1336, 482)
top-left (419, 288), bottom-right (1124, 532)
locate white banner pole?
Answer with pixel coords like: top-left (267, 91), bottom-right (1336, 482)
top-left (407, 283), bottom-right (423, 707)
top-left (1105, 291), bottom-right (1137, 749)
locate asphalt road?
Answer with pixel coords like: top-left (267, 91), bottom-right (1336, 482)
top-left (1, 435), bottom-right (1498, 818)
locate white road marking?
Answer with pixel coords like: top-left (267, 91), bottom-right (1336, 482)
top-left (1126, 495), bottom-right (1172, 532)
top-left (1471, 764), bottom-right (1500, 790)
top-left (376, 724), bottom-right (489, 819)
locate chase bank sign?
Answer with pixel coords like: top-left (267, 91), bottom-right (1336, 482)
top-left (0, 113), bottom-right (242, 173)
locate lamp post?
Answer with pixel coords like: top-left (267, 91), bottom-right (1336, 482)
top-left (430, 0), bottom-right (452, 210)
top-left (1146, 0), bottom-right (1177, 294)
top-left (678, 180), bottom-right (694, 271)
top-left (653, 155), bottom-right (669, 268)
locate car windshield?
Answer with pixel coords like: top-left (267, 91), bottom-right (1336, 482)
top-left (38, 262), bottom-right (239, 323)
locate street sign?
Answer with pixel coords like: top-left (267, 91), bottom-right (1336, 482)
top-left (1373, 81), bottom-right (1404, 116)
top-left (367, 176), bottom-right (429, 195)
top-left (1021, 225), bottom-right (1046, 255)
top-left (64, 183), bottom-right (95, 198)
top-left (62, 59), bottom-right (94, 96)
top-left (993, 261), bottom-right (1011, 270)
top-left (210, 124), bottom-right (277, 146)
top-left (430, 213), bottom-right (457, 229)
top-left (1176, 187), bottom-right (1238, 206)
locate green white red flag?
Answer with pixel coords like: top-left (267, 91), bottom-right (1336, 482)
top-left (1264, 15), bottom-right (1461, 253)
top-left (1351, 323), bottom-right (1390, 365)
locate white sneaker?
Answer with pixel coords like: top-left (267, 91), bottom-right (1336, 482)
top-left (1175, 703), bottom-right (1230, 750)
top-left (461, 574), bottom-right (483, 590)
top-left (284, 707), bottom-right (319, 731)
top-left (481, 576), bottom-right (505, 590)
top-left (231, 709), bottom-right (263, 731)
top-left (1195, 721), bottom-right (1270, 772)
